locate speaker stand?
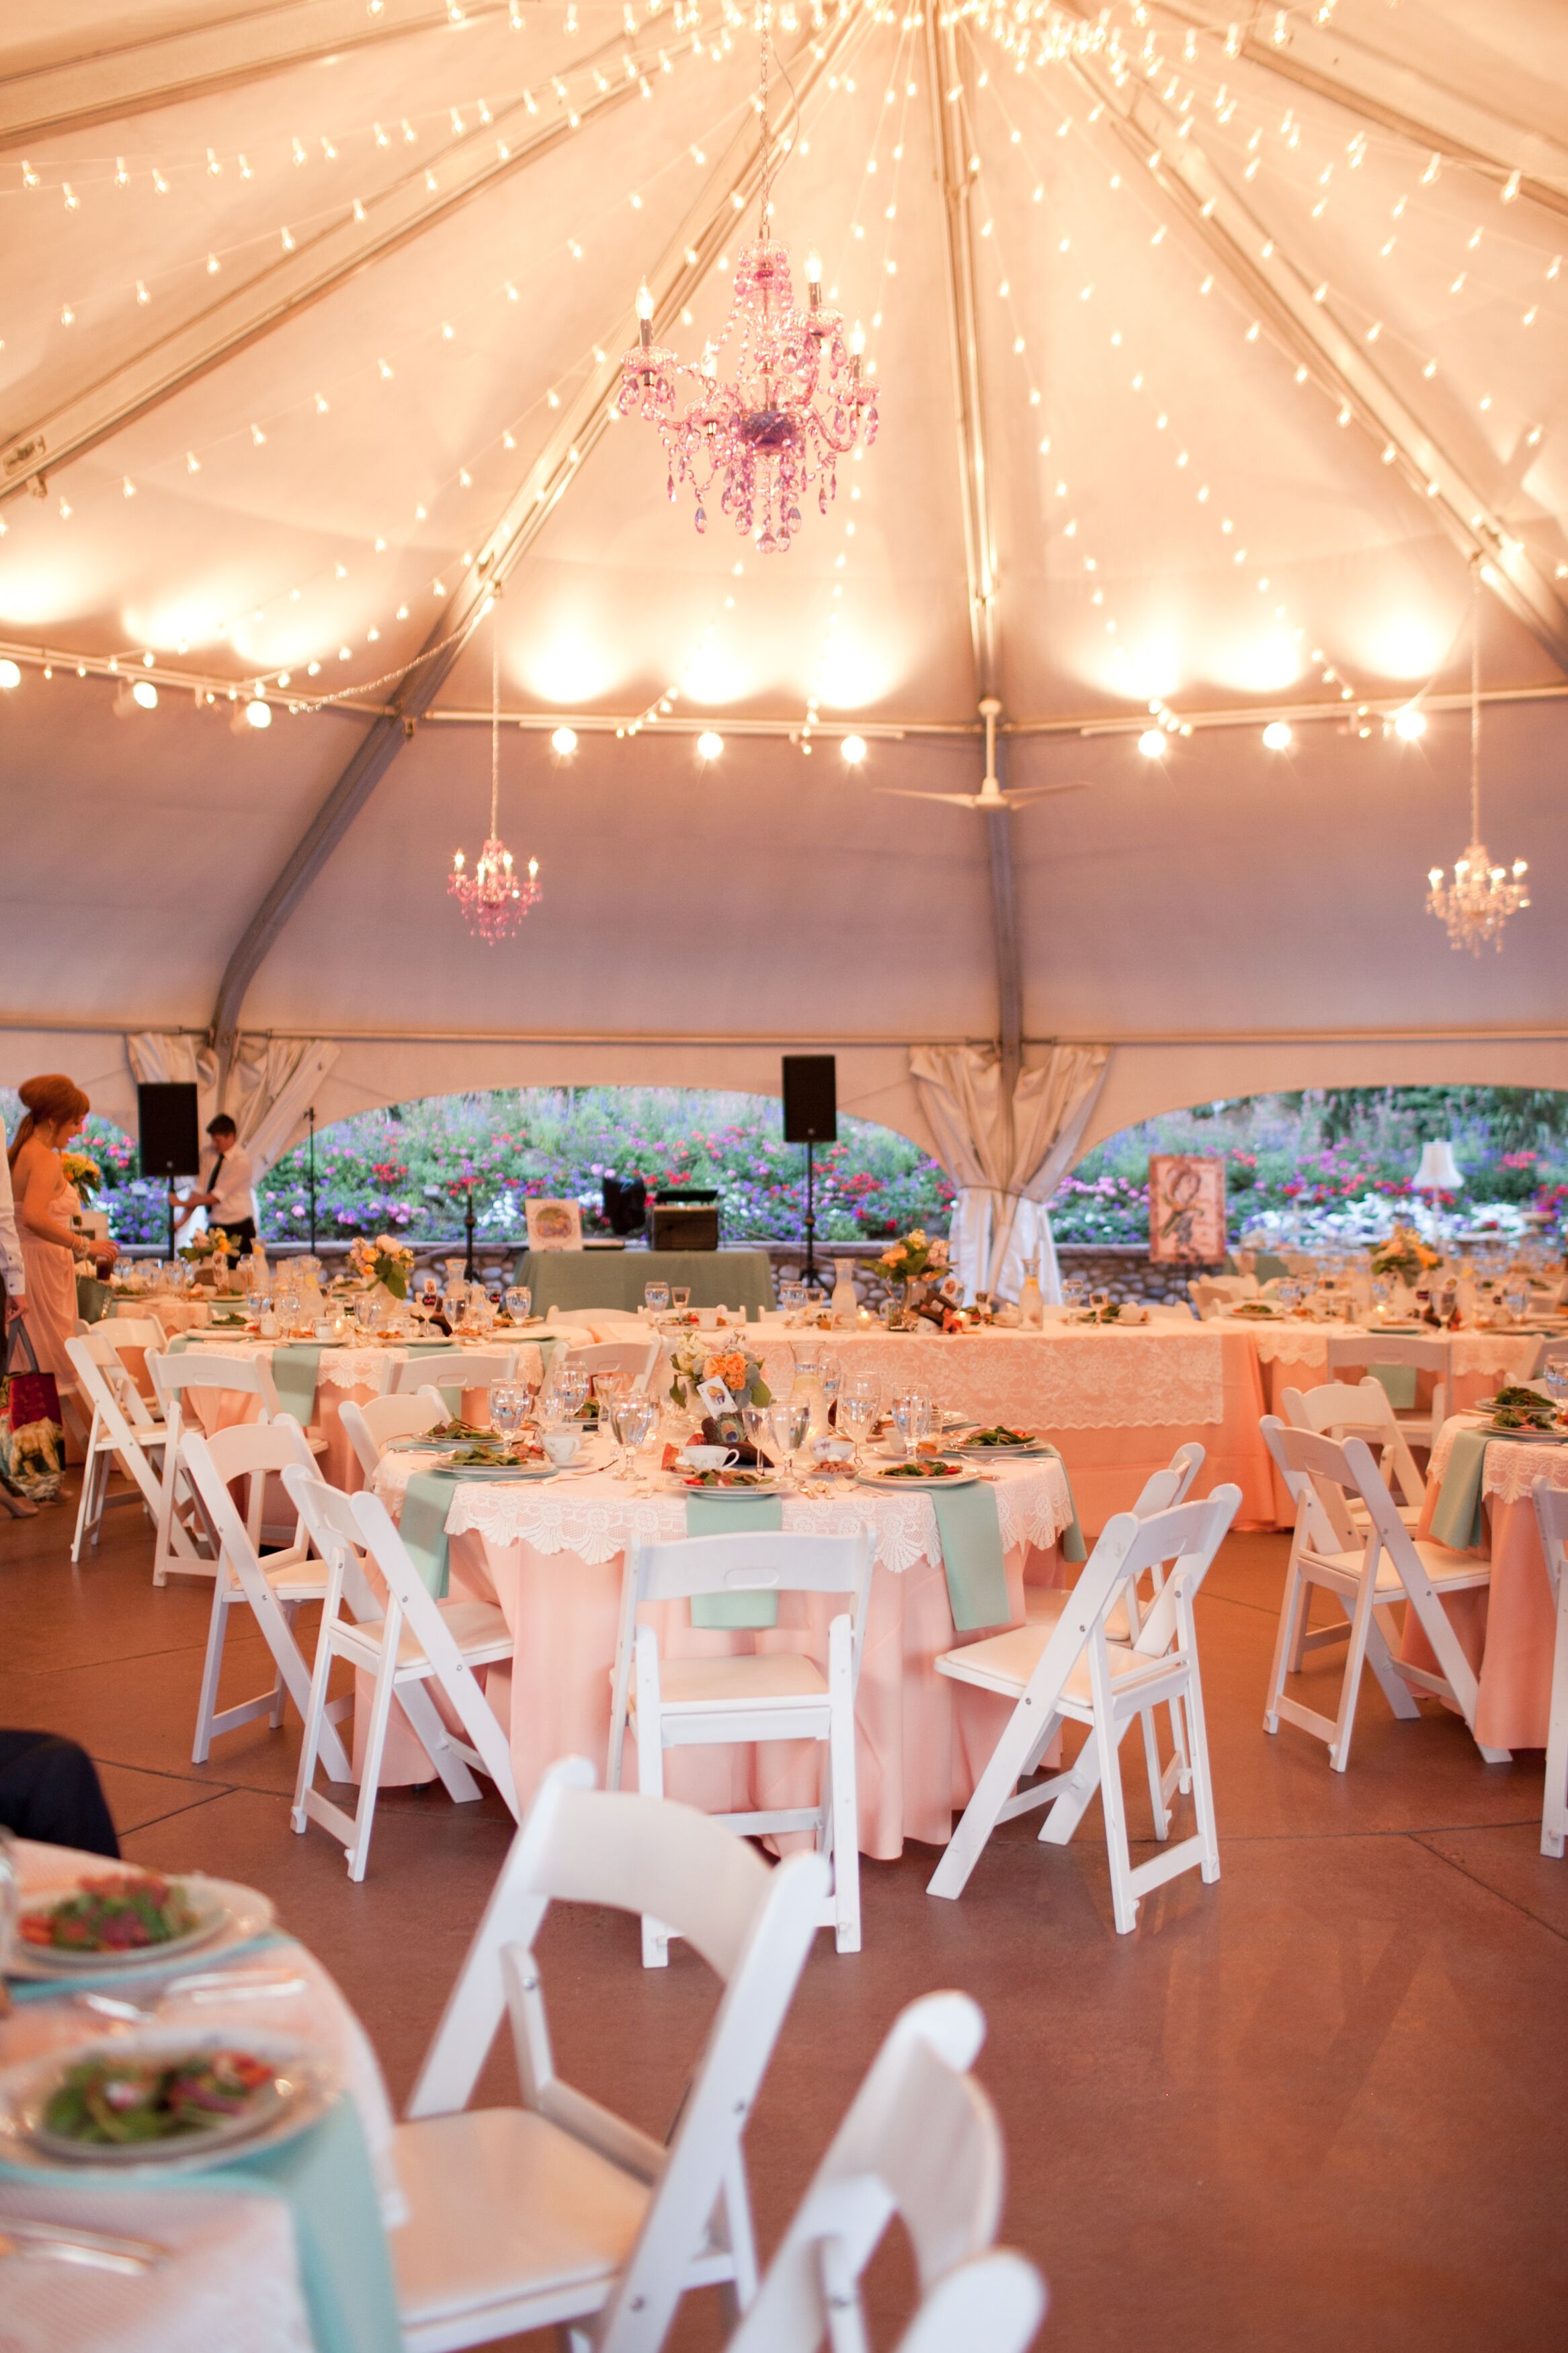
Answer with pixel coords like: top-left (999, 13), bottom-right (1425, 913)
top-left (803, 1140), bottom-right (817, 1286)
top-left (166, 1179), bottom-right (177, 1267)
top-left (463, 1183), bottom-right (479, 1284)
top-left (306, 1106), bottom-right (318, 1254)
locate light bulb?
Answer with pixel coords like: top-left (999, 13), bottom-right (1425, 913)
top-left (635, 282), bottom-right (654, 321)
top-left (0, 659), bottom-right (20, 690)
top-left (849, 321), bottom-right (866, 356)
top-left (806, 250), bottom-right (821, 284)
top-left (1393, 705), bottom-right (1426, 741)
top-left (1262, 719), bottom-right (1292, 750)
top-left (840, 734), bottom-right (867, 765)
top-left (132, 678), bottom-right (159, 711)
top-left (551, 725), bottom-right (579, 756)
top-left (1138, 728), bottom-right (1165, 758)
top-left (245, 697), bottom-right (272, 730)
top-left (1428, 867), bottom-right (1444, 889)
top-left (696, 729), bottom-right (724, 760)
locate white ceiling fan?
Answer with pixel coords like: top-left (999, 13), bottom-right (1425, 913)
top-left (870, 698), bottom-right (1088, 810)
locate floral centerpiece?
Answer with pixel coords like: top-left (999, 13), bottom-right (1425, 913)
top-left (179, 1228), bottom-right (231, 1264)
top-left (876, 1227), bottom-right (948, 1286)
top-left (347, 1233), bottom-right (417, 1300)
top-left (667, 1337), bottom-right (772, 1415)
top-left (1370, 1226), bottom-right (1440, 1285)
top-left (60, 1150), bottom-right (101, 1202)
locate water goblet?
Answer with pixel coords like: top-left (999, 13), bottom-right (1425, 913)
top-left (542, 1363), bottom-right (590, 1433)
top-left (505, 1285), bottom-right (532, 1324)
top-left (804, 1286), bottom-right (825, 1316)
top-left (1504, 1280), bottom-right (1532, 1320)
top-left (1062, 1276), bottom-right (1087, 1314)
top-left (644, 1282), bottom-right (671, 1317)
top-left (780, 1279), bottom-right (806, 1320)
top-left (818, 1354), bottom-right (843, 1419)
top-left (741, 1402), bottom-right (775, 1472)
top-left (354, 1293), bottom-right (380, 1337)
top-left (610, 1392), bottom-right (657, 1478)
top-left (489, 1383), bottom-right (526, 1443)
top-left (890, 1389), bottom-right (934, 1458)
top-left (591, 1370), bottom-right (628, 1436)
top-left (837, 1374), bottom-right (880, 1469)
top-left (770, 1395), bottom-right (811, 1483)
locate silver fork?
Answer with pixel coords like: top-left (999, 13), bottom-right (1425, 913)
top-left (75, 1968), bottom-right (306, 2025)
top-left (0, 2217), bottom-right (168, 2272)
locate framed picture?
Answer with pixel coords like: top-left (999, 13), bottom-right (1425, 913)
top-left (525, 1197), bottom-right (583, 1252)
top-left (1148, 1156), bottom-right (1227, 1264)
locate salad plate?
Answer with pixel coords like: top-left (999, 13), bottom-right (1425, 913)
top-left (10, 1872), bottom-right (274, 1983)
top-left (857, 1460), bottom-right (979, 1488)
top-left (676, 1470), bottom-right (786, 1497)
top-left (950, 1425), bottom-right (1044, 1455)
top-left (0, 2031), bottom-right (337, 2174)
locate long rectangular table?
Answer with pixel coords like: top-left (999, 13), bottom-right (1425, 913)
top-left (514, 1247), bottom-right (775, 1319)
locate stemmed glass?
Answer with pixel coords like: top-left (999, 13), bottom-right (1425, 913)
top-left (505, 1285), bottom-right (532, 1324)
top-left (837, 1373), bottom-right (880, 1470)
top-left (591, 1370), bottom-right (628, 1438)
top-left (541, 1363), bottom-right (590, 1432)
top-left (1504, 1279), bottom-right (1532, 1320)
top-left (741, 1402), bottom-right (775, 1472)
top-left (1539, 1359), bottom-right (1568, 1417)
top-left (644, 1282), bottom-right (671, 1316)
top-left (1062, 1276), bottom-right (1087, 1314)
top-left (818, 1353), bottom-right (843, 1425)
top-left (610, 1392), bottom-right (658, 1478)
top-left (671, 1286), bottom-right (691, 1314)
top-left (489, 1383), bottom-right (527, 1445)
top-left (770, 1395), bottom-right (811, 1485)
top-left (891, 1389), bottom-right (934, 1458)
top-left (354, 1293), bottom-right (380, 1337)
top-left (780, 1279), bottom-right (806, 1320)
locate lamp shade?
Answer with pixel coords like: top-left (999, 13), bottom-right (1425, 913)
top-left (1413, 1140), bottom-right (1464, 1191)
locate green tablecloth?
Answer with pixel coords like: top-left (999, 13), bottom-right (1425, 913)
top-left (514, 1248), bottom-right (775, 1320)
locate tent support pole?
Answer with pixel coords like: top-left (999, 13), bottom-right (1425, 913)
top-left (205, 12), bottom-right (867, 1048)
top-left (925, 11), bottom-right (1022, 1095)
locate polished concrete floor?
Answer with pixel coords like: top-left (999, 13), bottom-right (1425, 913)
top-left (3, 1476), bottom-right (1565, 2352)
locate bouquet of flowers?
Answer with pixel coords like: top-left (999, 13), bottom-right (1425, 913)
top-left (1370, 1226), bottom-right (1440, 1285)
top-left (60, 1150), bottom-right (101, 1202)
top-left (668, 1336), bottom-right (772, 1412)
top-left (347, 1234), bottom-right (417, 1299)
top-left (179, 1228), bottom-right (231, 1263)
top-left (877, 1228), bottom-right (949, 1286)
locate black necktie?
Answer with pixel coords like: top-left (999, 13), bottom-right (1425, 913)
top-left (208, 1153), bottom-right (226, 1202)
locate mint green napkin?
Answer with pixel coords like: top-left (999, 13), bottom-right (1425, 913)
top-left (1429, 1427), bottom-right (1493, 1550)
top-left (0, 2093), bottom-right (401, 2353)
top-left (930, 1480), bottom-right (1012, 1633)
top-left (686, 1494), bottom-right (782, 1628)
top-left (270, 1343), bottom-right (321, 1425)
top-left (1031, 1442), bottom-right (1087, 1564)
top-left (8, 1931), bottom-right (288, 2006)
top-left (399, 1471), bottom-right (454, 1599)
top-left (1365, 1361), bottom-right (1419, 1412)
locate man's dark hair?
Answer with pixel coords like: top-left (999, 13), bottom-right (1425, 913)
top-left (206, 1114), bottom-right (238, 1139)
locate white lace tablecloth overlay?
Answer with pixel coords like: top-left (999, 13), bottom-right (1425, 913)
top-left (1428, 1414), bottom-right (1568, 1505)
top-left (165, 1336), bottom-right (548, 1394)
top-left (731, 1326), bottom-right (1227, 1433)
top-left (1215, 1317), bottom-right (1544, 1383)
top-left (0, 1839), bottom-right (403, 2353)
top-left (373, 1455), bottom-right (1076, 1577)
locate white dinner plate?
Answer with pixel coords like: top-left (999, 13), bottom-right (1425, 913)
top-left (0, 2031), bottom-right (337, 2176)
top-left (857, 1462), bottom-right (979, 1490)
top-left (674, 1477), bottom-right (787, 1499)
top-left (1478, 1424), bottom-right (1567, 1444)
top-left (9, 1874), bottom-right (273, 1983)
top-left (434, 1458), bottom-right (557, 1481)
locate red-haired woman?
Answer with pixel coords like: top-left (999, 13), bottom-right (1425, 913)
top-left (7, 1074), bottom-right (117, 1382)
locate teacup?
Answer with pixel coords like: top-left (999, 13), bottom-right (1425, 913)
top-left (313, 1318), bottom-right (339, 1341)
top-left (682, 1444), bottom-right (739, 1471)
top-left (811, 1436), bottom-right (854, 1464)
top-left (542, 1429), bottom-right (581, 1467)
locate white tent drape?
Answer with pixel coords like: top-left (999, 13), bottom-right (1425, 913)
top-left (911, 1043), bottom-right (1110, 1302)
top-left (125, 1035), bottom-right (337, 1177)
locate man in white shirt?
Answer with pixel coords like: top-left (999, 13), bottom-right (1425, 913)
top-left (172, 1114), bottom-right (259, 1260)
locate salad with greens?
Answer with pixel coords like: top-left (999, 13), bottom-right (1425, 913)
top-left (1480, 1386), bottom-right (1561, 1433)
top-left (960, 1425), bottom-right (1037, 1448)
top-left (21, 1874), bottom-right (199, 1956)
top-left (41, 2049), bottom-right (280, 2147)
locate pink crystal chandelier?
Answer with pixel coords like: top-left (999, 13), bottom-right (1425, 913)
top-left (618, 12), bottom-right (877, 553)
top-left (450, 623), bottom-right (540, 943)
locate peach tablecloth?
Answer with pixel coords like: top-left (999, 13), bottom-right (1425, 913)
top-left (372, 1458), bottom-right (1075, 1858)
top-left (1405, 1417), bottom-right (1567, 1751)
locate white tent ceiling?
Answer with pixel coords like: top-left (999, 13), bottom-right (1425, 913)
top-left (1, 0), bottom-right (1565, 1156)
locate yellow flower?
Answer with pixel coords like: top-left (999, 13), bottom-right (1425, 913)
top-left (907, 1229), bottom-right (927, 1248)
top-left (882, 1243), bottom-right (907, 1267)
top-left (704, 1351), bottom-right (747, 1392)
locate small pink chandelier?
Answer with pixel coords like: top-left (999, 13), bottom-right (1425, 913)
top-left (450, 627), bottom-right (540, 943)
top-left (618, 18), bottom-right (876, 552)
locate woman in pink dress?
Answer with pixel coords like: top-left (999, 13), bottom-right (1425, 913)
top-left (7, 1074), bottom-right (118, 1384)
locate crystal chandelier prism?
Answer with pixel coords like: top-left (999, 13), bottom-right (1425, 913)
top-left (450, 623), bottom-right (540, 943)
top-left (618, 12), bottom-right (876, 552)
top-left (1425, 563), bottom-right (1528, 954)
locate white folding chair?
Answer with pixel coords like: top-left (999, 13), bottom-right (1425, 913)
top-left (385, 1349), bottom-right (514, 1398)
top-left (1260, 1418), bottom-right (1506, 1769)
top-left (65, 1330), bottom-right (171, 1562)
top-left (930, 1492), bottom-right (1239, 1932)
top-left (392, 1755), bottom-right (829, 2353)
top-left (1138, 1302), bottom-right (1198, 1322)
top-left (606, 1529), bottom-right (874, 1963)
top-left (1530, 1479), bottom-right (1568, 1860)
top-left (723, 1991), bottom-right (1045, 2353)
top-left (279, 1472), bottom-right (520, 1878)
top-left (146, 1349), bottom-right (325, 1585)
top-left (339, 1386), bottom-right (448, 1483)
top-left (1280, 1380), bottom-right (1426, 1525)
top-left (1190, 1275), bottom-right (1257, 1317)
top-left (1324, 1331), bottom-right (1450, 1455)
top-left (564, 1337), bottom-right (662, 1390)
top-left (180, 1418), bottom-right (354, 1777)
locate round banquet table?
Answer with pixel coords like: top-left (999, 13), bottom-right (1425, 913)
top-left (370, 1453), bottom-right (1077, 1859)
top-left (0, 1839), bottom-right (401, 2353)
top-left (1405, 1414), bottom-right (1568, 1752)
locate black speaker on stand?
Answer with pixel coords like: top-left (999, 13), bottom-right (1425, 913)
top-left (782, 1055), bottom-right (837, 1285)
top-left (137, 1082), bottom-right (201, 1263)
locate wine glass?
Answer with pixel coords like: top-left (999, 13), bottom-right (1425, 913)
top-left (542, 1363), bottom-right (590, 1430)
top-left (837, 1373), bottom-right (880, 1469)
top-left (671, 1286), bottom-right (691, 1314)
top-left (1539, 1359), bottom-right (1568, 1417)
top-left (818, 1353), bottom-right (843, 1417)
top-left (780, 1279), bottom-right (806, 1320)
top-left (644, 1282), bottom-right (671, 1316)
top-left (770, 1394), bottom-right (811, 1483)
top-left (741, 1402), bottom-right (774, 1471)
top-left (1504, 1279), bottom-right (1532, 1320)
top-left (1062, 1276), bottom-right (1087, 1314)
top-left (505, 1285), bottom-right (532, 1324)
top-left (489, 1382), bottom-right (526, 1443)
top-left (354, 1293), bottom-right (380, 1337)
top-left (891, 1388), bottom-right (934, 1458)
top-left (610, 1392), bottom-right (657, 1478)
top-left (591, 1370), bottom-right (628, 1437)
